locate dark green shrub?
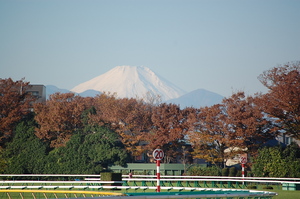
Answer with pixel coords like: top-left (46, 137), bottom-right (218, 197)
top-left (222, 168), bottom-right (229, 176)
top-left (101, 172), bottom-right (122, 187)
top-left (187, 165), bottom-right (221, 176)
top-left (101, 172), bottom-right (122, 181)
top-left (247, 185), bottom-right (257, 189)
top-left (246, 171), bottom-right (253, 177)
top-left (262, 186), bottom-right (273, 189)
top-left (229, 167), bottom-right (237, 177)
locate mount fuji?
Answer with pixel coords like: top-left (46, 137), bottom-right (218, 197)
top-left (71, 66), bottom-right (187, 101)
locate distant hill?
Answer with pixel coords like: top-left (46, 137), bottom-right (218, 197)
top-left (166, 88), bottom-right (224, 109)
top-left (46, 85), bottom-right (70, 99)
top-left (78, 89), bottom-right (102, 97)
top-left (46, 85), bottom-right (101, 99)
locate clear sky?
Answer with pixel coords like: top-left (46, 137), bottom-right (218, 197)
top-left (1, 0), bottom-right (299, 97)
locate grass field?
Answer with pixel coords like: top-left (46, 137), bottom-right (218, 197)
top-left (257, 189), bottom-right (298, 199)
top-left (1, 188), bottom-right (298, 199)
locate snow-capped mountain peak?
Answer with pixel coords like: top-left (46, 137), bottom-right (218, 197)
top-left (71, 66), bottom-right (186, 101)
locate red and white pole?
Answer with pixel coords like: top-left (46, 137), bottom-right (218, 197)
top-left (242, 163), bottom-right (245, 185)
top-left (156, 160), bottom-right (161, 192)
top-left (242, 163), bottom-right (245, 179)
top-left (153, 148), bottom-right (164, 193)
top-left (239, 154), bottom-right (247, 184)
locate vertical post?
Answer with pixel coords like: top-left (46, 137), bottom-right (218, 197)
top-left (242, 163), bottom-right (245, 179)
top-left (156, 160), bottom-right (161, 192)
top-left (239, 153), bottom-right (247, 186)
top-left (153, 148), bottom-right (164, 193)
top-left (242, 163), bottom-right (245, 185)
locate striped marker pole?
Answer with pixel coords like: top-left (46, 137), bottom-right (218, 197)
top-left (153, 148), bottom-right (164, 193)
top-left (239, 154), bottom-right (247, 184)
top-left (242, 163), bottom-right (245, 179)
top-left (156, 160), bottom-right (161, 192)
top-left (242, 163), bottom-right (245, 185)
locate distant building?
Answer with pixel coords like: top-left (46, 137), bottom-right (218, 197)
top-left (26, 84), bottom-right (46, 104)
top-left (276, 133), bottom-right (300, 146)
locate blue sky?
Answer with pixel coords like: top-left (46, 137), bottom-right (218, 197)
top-left (1, 0), bottom-right (299, 97)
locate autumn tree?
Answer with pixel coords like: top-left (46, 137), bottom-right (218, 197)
top-left (34, 92), bottom-right (89, 147)
top-left (146, 103), bottom-right (192, 163)
top-left (89, 94), bottom-right (153, 161)
top-left (88, 93), bottom-right (120, 126)
top-left (0, 78), bottom-right (35, 147)
top-left (188, 92), bottom-right (277, 167)
top-left (141, 91), bottom-right (162, 105)
top-left (113, 98), bottom-right (153, 160)
top-left (188, 104), bottom-right (230, 167)
top-left (257, 62), bottom-right (300, 139)
top-left (222, 92), bottom-right (278, 156)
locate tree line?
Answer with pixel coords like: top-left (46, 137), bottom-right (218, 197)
top-left (0, 62), bottom-right (300, 177)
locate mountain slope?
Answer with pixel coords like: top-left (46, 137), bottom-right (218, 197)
top-left (166, 88), bottom-right (224, 108)
top-left (71, 66), bottom-right (186, 101)
top-left (46, 85), bottom-right (70, 99)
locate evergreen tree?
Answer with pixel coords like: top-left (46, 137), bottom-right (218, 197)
top-left (252, 143), bottom-right (300, 177)
top-left (45, 125), bottom-right (128, 174)
top-left (3, 119), bottom-right (48, 174)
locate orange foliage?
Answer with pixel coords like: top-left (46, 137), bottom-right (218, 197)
top-left (34, 93), bottom-right (88, 147)
top-left (188, 91), bottom-right (278, 166)
top-left (146, 103), bottom-right (193, 163)
top-left (88, 94), bottom-right (153, 157)
top-left (257, 62), bottom-right (300, 139)
top-left (0, 78), bottom-right (35, 146)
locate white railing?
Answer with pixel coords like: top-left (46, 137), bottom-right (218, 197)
top-left (0, 175), bottom-right (283, 198)
top-left (1, 174), bottom-right (299, 191)
top-left (1, 174), bottom-right (300, 181)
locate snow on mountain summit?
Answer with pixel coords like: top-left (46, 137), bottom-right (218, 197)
top-left (71, 66), bottom-right (186, 101)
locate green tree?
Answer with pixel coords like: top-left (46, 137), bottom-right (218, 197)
top-left (45, 125), bottom-right (128, 174)
top-left (3, 119), bottom-right (48, 174)
top-left (252, 144), bottom-right (300, 178)
top-left (252, 147), bottom-right (286, 177)
top-left (0, 148), bottom-right (7, 173)
top-left (282, 142), bottom-right (300, 177)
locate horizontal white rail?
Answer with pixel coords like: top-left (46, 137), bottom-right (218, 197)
top-left (1, 174), bottom-right (300, 181)
top-left (84, 177), bottom-right (300, 185)
top-left (0, 180), bottom-right (123, 184)
top-left (0, 178), bottom-right (296, 183)
top-left (0, 185), bottom-right (277, 193)
top-left (121, 178), bottom-right (300, 184)
top-left (0, 174), bottom-right (97, 177)
top-left (128, 175), bottom-right (300, 181)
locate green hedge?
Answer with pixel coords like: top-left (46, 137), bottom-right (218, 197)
top-left (101, 172), bottom-right (122, 186)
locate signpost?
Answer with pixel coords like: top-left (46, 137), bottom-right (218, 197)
top-left (239, 154), bottom-right (247, 183)
top-left (153, 148), bottom-right (164, 192)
